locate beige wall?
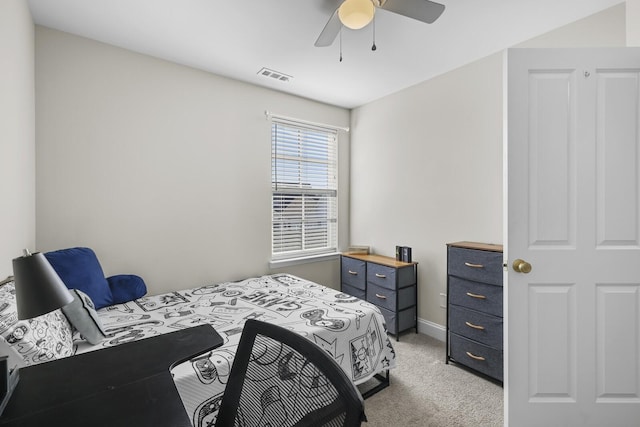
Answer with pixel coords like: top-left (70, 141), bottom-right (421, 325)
top-left (0, 0), bottom-right (35, 278)
top-left (35, 27), bottom-right (350, 295)
top-left (628, 0), bottom-right (640, 46)
top-left (349, 3), bottom-right (626, 334)
top-left (517, 2), bottom-right (626, 48)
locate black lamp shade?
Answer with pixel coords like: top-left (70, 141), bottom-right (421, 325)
top-left (12, 252), bottom-right (74, 320)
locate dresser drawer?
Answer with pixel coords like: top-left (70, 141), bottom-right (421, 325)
top-left (341, 283), bottom-right (366, 300)
top-left (448, 276), bottom-right (503, 317)
top-left (448, 247), bottom-right (503, 286)
top-left (367, 263), bottom-right (396, 290)
top-left (378, 305), bottom-right (416, 336)
top-left (367, 283), bottom-right (415, 312)
top-left (341, 257), bottom-right (366, 290)
top-left (449, 333), bottom-right (503, 381)
top-left (367, 262), bottom-right (416, 289)
top-left (448, 305), bottom-right (503, 350)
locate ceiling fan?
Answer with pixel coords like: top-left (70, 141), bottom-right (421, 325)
top-left (314, 0), bottom-right (446, 47)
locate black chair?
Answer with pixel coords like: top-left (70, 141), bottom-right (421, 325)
top-left (215, 319), bottom-right (367, 427)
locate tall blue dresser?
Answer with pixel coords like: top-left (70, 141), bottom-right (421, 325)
top-left (446, 241), bottom-right (504, 383)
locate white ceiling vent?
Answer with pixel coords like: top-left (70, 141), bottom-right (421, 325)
top-left (258, 67), bottom-right (292, 83)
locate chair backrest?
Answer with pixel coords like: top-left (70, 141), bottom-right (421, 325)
top-left (215, 319), bottom-right (366, 427)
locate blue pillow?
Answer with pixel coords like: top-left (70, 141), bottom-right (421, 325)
top-left (107, 274), bottom-right (147, 304)
top-left (44, 247), bottom-right (114, 309)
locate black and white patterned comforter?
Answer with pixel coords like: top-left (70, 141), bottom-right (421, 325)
top-left (74, 273), bottom-right (397, 426)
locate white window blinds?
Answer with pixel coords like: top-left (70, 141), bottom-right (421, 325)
top-left (271, 118), bottom-right (338, 259)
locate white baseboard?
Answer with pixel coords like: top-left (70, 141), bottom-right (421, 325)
top-left (417, 317), bottom-right (446, 342)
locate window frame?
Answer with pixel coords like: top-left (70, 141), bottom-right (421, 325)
top-left (270, 116), bottom-right (339, 262)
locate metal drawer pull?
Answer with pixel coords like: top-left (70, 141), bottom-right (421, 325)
top-left (466, 292), bottom-right (486, 299)
top-left (375, 293), bottom-right (387, 299)
top-left (348, 270), bottom-right (358, 275)
top-left (465, 321), bottom-right (485, 330)
top-left (466, 351), bottom-right (486, 361)
top-left (464, 262), bottom-right (484, 268)
top-left (375, 273), bottom-right (387, 278)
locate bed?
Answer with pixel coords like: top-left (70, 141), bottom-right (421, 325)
top-left (0, 273), bottom-right (396, 426)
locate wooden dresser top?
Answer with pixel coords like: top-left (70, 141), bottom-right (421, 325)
top-left (342, 253), bottom-right (417, 267)
top-left (446, 241), bottom-right (503, 253)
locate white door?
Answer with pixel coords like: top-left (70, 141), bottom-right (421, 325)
top-left (507, 47), bottom-right (640, 426)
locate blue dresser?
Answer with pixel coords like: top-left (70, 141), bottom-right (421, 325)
top-left (341, 253), bottom-right (417, 340)
top-left (446, 241), bottom-right (504, 383)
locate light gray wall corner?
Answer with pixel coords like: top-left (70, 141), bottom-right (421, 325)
top-left (0, 0), bottom-right (35, 278)
top-left (417, 318), bottom-right (446, 343)
top-left (269, 256), bottom-right (341, 291)
top-left (628, 0), bottom-right (640, 46)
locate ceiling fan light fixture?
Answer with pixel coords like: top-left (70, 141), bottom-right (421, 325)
top-left (338, 0), bottom-right (375, 30)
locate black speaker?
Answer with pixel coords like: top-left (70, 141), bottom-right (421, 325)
top-left (401, 246), bottom-right (412, 263)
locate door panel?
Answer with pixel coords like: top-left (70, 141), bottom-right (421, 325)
top-left (507, 47), bottom-right (640, 426)
top-left (596, 71), bottom-right (640, 247)
top-left (595, 284), bottom-right (640, 402)
top-left (528, 71), bottom-right (576, 247)
top-left (528, 284), bottom-right (576, 402)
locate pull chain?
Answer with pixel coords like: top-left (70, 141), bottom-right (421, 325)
top-left (339, 27), bottom-right (343, 62)
top-left (372, 14), bottom-right (377, 51)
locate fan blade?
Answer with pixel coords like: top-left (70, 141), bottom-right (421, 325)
top-left (314, 9), bottom-right (342, 47)
top-left (381, 0), bottom-right (445, 24)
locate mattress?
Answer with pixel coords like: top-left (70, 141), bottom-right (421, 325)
top-left (74, 273), bottom-right (397, 426)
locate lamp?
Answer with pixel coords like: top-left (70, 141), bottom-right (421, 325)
top-left (0, 250), bottom-right (73, 415)
top-left (338, 0), bottom-right (375, 30)
top-left (12, 249), bottom-right (74, 320)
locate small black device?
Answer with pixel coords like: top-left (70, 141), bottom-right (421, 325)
top-left (395, 246), bottom-right (412, 262)
top-left (401, 246), bottom-right (412, 263)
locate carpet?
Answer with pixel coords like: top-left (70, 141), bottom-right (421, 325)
top-left (360, 332), bottom-right (503, 426)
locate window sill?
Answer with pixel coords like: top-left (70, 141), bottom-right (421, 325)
top-left (269, 252), bottom-right (340, 269)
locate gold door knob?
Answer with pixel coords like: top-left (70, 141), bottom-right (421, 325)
top-left (512, 259), bottom-right (532, 273)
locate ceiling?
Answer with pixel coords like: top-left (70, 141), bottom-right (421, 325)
top-left (27, 0), bottom-right (623, 109)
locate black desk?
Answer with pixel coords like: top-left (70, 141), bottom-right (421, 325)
top-left (0, 324), bottom-right (223, 427)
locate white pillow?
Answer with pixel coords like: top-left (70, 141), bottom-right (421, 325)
top-left (0, 333), bottom-right (25, 370)
top-left (62, 289), bottom-right (107, 345)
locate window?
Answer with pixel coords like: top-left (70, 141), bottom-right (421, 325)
top-left (271, 117), bottom-right (338, 260)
